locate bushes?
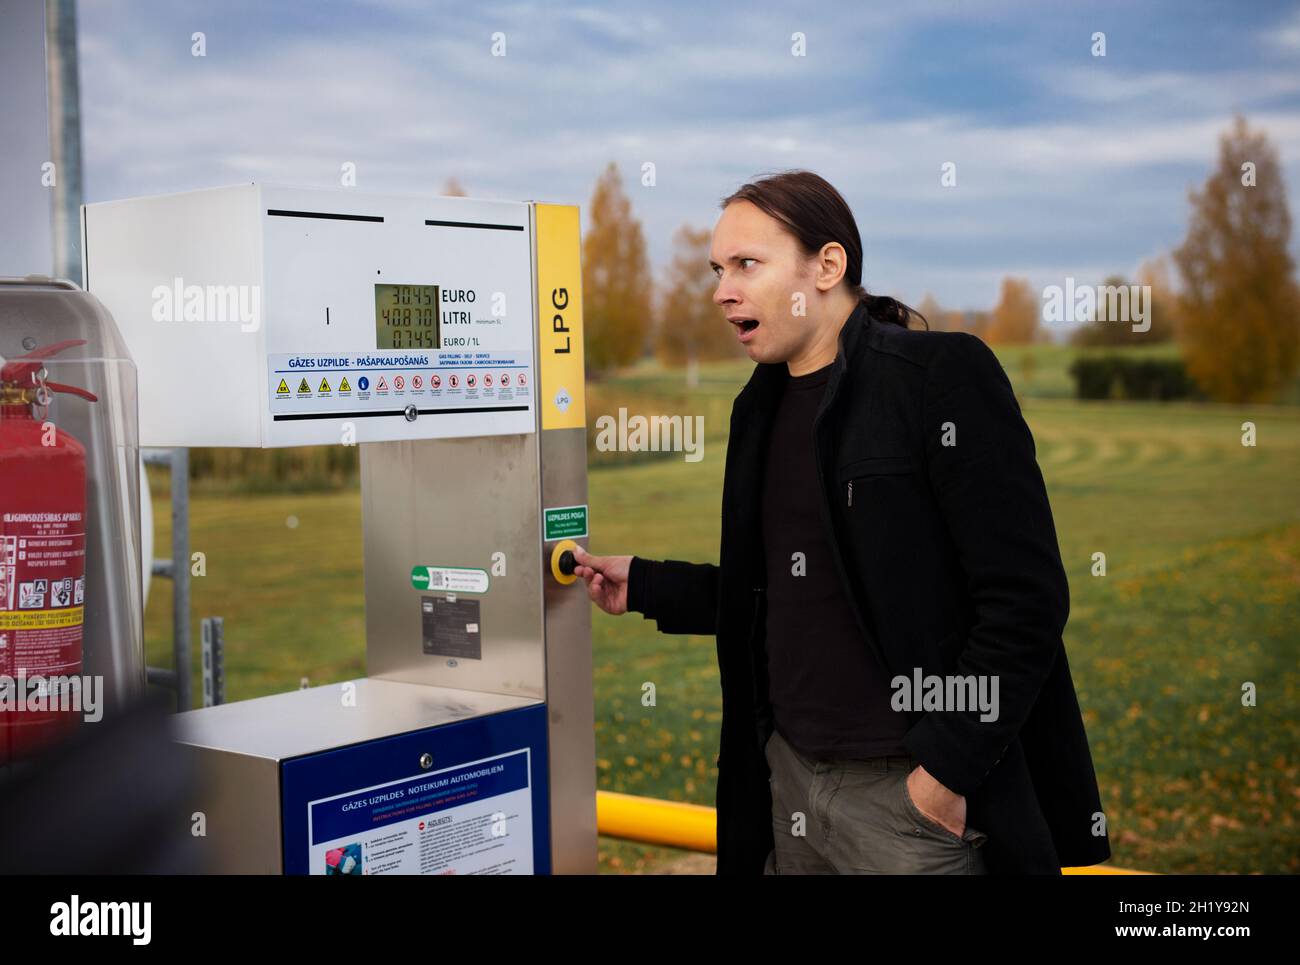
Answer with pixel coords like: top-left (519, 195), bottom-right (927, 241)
top-left (1068, 354), bottom-right (1204, 401)
top-left (180, 446), bottom-right (360, 494)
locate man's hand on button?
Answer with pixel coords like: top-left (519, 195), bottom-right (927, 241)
top-left (571, 545), bottom-right (631, 616)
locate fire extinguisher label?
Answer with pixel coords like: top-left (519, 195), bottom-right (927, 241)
top-left (0, 607), bottom-right (85, 631)
top-left (0, 513), bottom-right (86, 678)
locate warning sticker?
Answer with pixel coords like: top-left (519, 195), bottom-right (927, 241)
top-left (264, 350), bottom-right (535, 429)
top-left (410, 566), bottom-right (488, 594)
top-left (421, 595), bottom-right (481, 660)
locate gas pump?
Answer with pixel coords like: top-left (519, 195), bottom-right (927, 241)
top-left (82, 185), bottom-right (595, 874)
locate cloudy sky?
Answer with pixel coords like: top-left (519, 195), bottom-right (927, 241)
top-left (76, 0), bottom-right (1300, 316)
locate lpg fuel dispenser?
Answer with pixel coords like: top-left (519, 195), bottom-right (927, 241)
top-left (82, 185), bottom-right (595, 874)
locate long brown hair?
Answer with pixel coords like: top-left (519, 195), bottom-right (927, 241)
top-left (720, 169), bottom-right (928, 330)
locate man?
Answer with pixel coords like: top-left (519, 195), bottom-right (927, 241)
top-left (571, 170), bottom-right (1110, 875)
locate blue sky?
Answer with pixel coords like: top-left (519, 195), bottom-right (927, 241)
top-left (76, 0), bottom-right (1300, 318)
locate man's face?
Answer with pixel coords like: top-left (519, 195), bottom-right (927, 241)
top-left (709, 199), bottom-right (815, 363)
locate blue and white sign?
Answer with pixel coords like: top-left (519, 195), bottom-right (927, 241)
top-left (280, 704), bottom-right (550, 875)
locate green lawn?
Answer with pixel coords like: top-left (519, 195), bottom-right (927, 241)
top-left (147, 349), bottom-right (1300, 874)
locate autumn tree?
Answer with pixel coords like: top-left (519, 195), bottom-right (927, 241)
top-left (655, 224), bottom-right (741, 375)
top-left (1135, 257), bottom-right (1180, 343)
top-left (582, 162), bottom-right (653, 376)
top-left (1172, 114), bottom-right (1300, 403)
top-left (985, 277), bottom-right (1042, 345)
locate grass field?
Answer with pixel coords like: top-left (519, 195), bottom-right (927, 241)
top-left (146, 346), bottom-right (1300, 874)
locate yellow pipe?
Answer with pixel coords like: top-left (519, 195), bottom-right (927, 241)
top-left (596, 790), bottom-right (1148, 874)
top-left (598, 790), bottom-right (718, 853)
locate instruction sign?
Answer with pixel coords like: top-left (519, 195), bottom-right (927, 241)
top-left (543, 504), bottom-right (588, 540)
top-left (305, 747), bottom-right (535, 875)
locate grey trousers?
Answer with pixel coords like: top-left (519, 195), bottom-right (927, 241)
top-left (762, 727), bottom-right (990, 874)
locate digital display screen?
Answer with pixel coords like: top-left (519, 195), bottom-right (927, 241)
top-left (375, 284), bottom-right (440, 350)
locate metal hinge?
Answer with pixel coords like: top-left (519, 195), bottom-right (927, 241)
top-left (847, 479), bottom-right (853, 506)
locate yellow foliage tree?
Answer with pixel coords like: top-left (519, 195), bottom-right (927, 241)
top-left (655, 224), bottom-right (743, 370)
top-left (985, 277), bottom-right (1042, 345)
top-left (582, 163), bottom-right (653, 376)
top-left (1135, 256), bottom-right (1180, 343)
top-left (1172, 114), bottom-right (1300, 403)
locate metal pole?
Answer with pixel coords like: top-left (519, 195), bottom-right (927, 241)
top-left (46, 0), bottom-right (84, 286)
top-left (171, 448), bottom-right (191, 711)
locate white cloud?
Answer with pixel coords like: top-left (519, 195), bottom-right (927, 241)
top-left (1039, 65), bottom-right (1300, 109)
top-left (1264, 7), bottom-right (1300, 53)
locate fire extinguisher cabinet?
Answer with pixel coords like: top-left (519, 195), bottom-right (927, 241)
top-left (0, 277), bottom-right (145, 769)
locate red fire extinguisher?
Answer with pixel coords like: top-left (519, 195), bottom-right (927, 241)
top-left (0, 340), bottom-right (98, 765)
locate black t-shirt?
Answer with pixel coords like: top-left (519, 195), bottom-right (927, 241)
top-left (760, 359), bottom-right (910, 761)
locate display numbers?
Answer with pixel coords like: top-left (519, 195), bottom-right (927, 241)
top-left (375, 284), bottom-right (440, 350)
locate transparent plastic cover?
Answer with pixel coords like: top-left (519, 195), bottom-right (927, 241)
top-left (0, 278), bottom-right (143, 767)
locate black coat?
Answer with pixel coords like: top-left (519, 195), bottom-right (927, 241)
top-left (628, 301), bottom-right (1112, 874)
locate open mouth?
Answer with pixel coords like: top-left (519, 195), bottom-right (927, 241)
top-left (731, 317), bottom-right (761, 341)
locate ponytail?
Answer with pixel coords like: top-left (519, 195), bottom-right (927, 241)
top-left (855, 288), bottom-right (929, 331)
